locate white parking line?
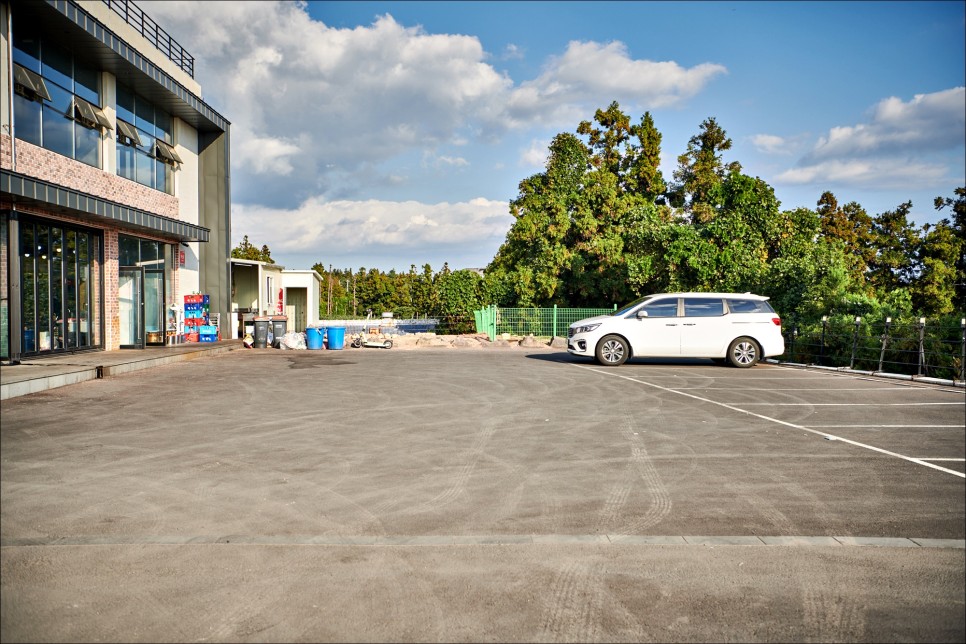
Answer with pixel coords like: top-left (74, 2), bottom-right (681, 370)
top-left (808, 425), bottom-right (964, 428)
top-left (573, 364), bottom-right (966, 479)
top-left (738, 402), bottom-right (964, 406)
top-left (667, 387), bottom-right (913, 392)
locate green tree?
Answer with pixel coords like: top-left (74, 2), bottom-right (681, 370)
top-left (933, 186), bottom-right (966, 307)
top-left (816, 192), bottom-right (876, 291)
top-left (231, 235), bottom-right (274, 263)
top-left (670, 117), bottom-right (741, 222)
top-left (867, 201), bottom-right (920, 294)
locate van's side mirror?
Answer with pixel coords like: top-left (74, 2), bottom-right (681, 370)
top-left (636, 310), bottom-right (649, 319)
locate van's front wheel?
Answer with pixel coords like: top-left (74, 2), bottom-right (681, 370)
top-left (727, 337), bottom-right (760, 368)
top-left (596, 335), bottom-right (629, 366)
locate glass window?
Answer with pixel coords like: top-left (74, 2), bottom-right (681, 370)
top-left (727, 299), bottom-right (775, 314)
top-left (136, 146), bottom-right (156, 189)
top-left (41, 43), bottom-right (73, 95)
top-left (119, 236), bottom-right (140, 266)
top-left (13, 93), bottom-right (42, 146)
top-left (640, 299), bottom-right (679, 318)
top-left (116, 83), bottom-right (135, 125)
top-left (21, 225), bottom-right (35, 352)
top-left (134, 94), bottom-right (156, 137)
top-left (12, 28), bottom-right (41, 73)
top-left (77, 232), bottom-right (91, 348)
top-left (684, 298), bottom-right (724, 317)
top-left (155, 109), bottom-right (172, 144)
top-left (42, 103), bottom-right (73, 158)
top-left (75, 119), bottom-right (100, 167)
top-left (66, 231), bottom-right (78, 348)
top-left (117, 143), bottom-right (136, 181)
top-left (140, 240), bottom-right (160, 267)
top-left (73, 59), bottom-right (99, 105)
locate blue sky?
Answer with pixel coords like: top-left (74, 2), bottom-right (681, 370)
top-left (142, 1), bottom-right (965, 272)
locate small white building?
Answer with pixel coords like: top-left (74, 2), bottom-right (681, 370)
top-left (230, 259), bottom-right (321, 337)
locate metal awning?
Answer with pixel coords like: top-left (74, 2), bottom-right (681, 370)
top-left (115, 118), bottom-right (142, 146)
top-left (154, 140), bottom-right (183, 165)
top-left (1, 170), bottom-right (209, 242)
top-left (13, 64), bottom-right (52, 101)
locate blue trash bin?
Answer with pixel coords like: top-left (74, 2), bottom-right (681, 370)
top-left (327, 326), bottom-right (346, 350)
top-left (306, 327), bottom-right (325, 350)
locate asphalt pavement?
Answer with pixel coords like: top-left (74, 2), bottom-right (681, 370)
top-left (2, 347), bottom-right (964, 642)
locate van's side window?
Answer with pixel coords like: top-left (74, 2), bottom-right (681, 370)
top-left (727, 299), bottom-right (773, 314)
top-left (684, 298), bottom-right (724, 317)
top-left (639, 300), bottom-right (679, 318)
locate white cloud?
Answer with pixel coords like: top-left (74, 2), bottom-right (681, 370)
top-left (750, 134), bottom-right (788, 155)
top-left (520, 139), bottom-right (551, 168)
top-left (807, 87), bottom-right (965, 160)
top-left (141, 2), bottom-right (726, 204)
top-left (776, 158), bottom-right (948, 188)
top-left (232, 197), bottom-right (512, 256)
top-left (505, 41), bottom-right (727, 125)
top-left (774, 87), bottom-right (965, 190)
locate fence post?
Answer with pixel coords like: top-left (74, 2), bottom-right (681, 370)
top-left (961, 318), bottom-right (965, 383)
top-left (551, 305), bottom-right (557, 339)
top-left (917, 317), bottom-right (926, 376)
top-left (850, 316), bottom-right (861, 369)
top-left (820, 316), bottom-right (828, 366)
top-left (960, 318), bottom-right (965, 383)
top-left (878, 317), bottom-right (891, 373)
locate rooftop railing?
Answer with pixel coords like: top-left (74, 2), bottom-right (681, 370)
top-left (101, 0), bottom-right (195, 78)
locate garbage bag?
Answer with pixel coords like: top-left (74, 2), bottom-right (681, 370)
top-left (280, 331), bottom-right (307, 350)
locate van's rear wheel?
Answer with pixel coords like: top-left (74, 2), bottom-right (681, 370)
top-left (727, 337), bottom-right (760, 368)
top-left (596, 335), bottom-right (629, 366)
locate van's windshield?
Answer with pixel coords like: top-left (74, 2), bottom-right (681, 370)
top-left (613, 295), bottom-right (658, 317)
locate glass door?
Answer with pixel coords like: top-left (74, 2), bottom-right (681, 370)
top-left (119, 267), bottom-right (144, 348)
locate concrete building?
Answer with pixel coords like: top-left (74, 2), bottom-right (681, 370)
top-left (230, 259), bottom-right (322, 338)
top-left (1, 0), bottom-right (229, 361)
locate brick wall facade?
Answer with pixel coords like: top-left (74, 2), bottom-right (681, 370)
top-left (1, 134), bottom-right (180, 218)
top-left (2, 130), bottom-right (188, 353)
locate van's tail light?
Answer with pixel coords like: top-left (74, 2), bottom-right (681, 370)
top-left (772, 317), bottom-right (782, 326)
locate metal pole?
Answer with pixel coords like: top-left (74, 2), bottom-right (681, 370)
top-left (850, 316), bottom-right (861, 370)
top-left (552, 304), bottom-right (557, 339)
top-left (917, 317), bottom-right (926, 376)
top-left (820, 316), bottom-right (827, 366)
top-left (960, 318), bottom-right (965, 383)
top-left (878, 317), bottom-right (891, 373)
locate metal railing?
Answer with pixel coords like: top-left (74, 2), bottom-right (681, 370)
top-left (474, 305), bottom-right (617, 341)
top-left (102, 0), bottom-right (195, 77)
top-left (784, 316), bottom-right (965, 382)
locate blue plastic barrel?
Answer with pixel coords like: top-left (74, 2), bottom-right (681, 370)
top-left (327, 326), bottom-right (346, 350)
top-left (306, 327), bottom-right (325, 350)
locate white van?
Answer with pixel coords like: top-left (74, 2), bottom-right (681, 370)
top-left (567, 292), bottom-right (784, 367)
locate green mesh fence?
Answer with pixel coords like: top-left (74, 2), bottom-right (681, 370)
top-left (474, 305), bottom-right (616, 340)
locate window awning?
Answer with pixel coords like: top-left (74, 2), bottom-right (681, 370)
top-left (13, 64), bottom-right (52, 102)
top-left (116, 118), bottom-right (143, 146)
top-left (154, 140), bottom-right (183, 165)
top-left (68, 96), bottom-right (113, 130)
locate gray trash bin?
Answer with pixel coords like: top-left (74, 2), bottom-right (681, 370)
top-left (253, 317), bottom-right (270, 348)
top-left (270, 316), bottom-right (288, 348)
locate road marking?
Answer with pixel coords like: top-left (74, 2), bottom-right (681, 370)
top-left (736, 402), bottom-right (964, 406)
top-left (666, 387), bottom-right (913, 391)
top-left (573, 364), bottom-right (966, 479)
top-left (807, 425), bottom-right (964, 428)
top-left (915, 458), bottom-right (966, 462)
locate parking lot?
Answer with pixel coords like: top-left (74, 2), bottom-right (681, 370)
top-left (2, 347), bottom-right (964, 642)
